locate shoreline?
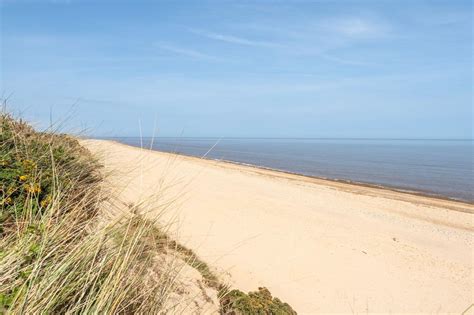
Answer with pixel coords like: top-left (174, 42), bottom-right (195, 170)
top-left (103, 139), bottom-right (473, 213)
top-left (214, 157), bottom-right (473, 206)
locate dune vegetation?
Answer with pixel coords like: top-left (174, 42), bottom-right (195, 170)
top-left (0, 113), bottom-right (296, 314)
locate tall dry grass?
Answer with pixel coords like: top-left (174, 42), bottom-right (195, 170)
top-left (0, 113), bottom-right (218, 313)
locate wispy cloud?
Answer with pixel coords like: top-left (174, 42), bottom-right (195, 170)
top-left (63, 96), bottom-right (121, 105)
top-left (189, 28), bottom-right (282, 48)
top-left (157, 44), bottom-right (218, 61)
top-left (186, 25), bottom-right (379, 67)
top-left (13, 34), bottom-right (60, 46)
top-left (320, 54), bottom-right (377, 67)
top-left (321, 17), bottom-right (388, 38)
top-left (187, 16), bottom-right (389, 67)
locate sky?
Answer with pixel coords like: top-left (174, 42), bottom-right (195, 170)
top-left (0, 0), bottom-right (472, 138)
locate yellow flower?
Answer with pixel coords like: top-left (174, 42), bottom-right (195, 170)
top-left (24, 183), bottom-right (41, 194)
top-left (19, 175), bottom-right (29, 182)
top-left (40, 195), bottom-right (52, 208)
top-left (2, 197), bottom-right (12, 205)
top-left (22, 160), bottom-right (36, 169)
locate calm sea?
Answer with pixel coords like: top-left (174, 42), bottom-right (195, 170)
top-left (111, 137), bottom-right (473, 203)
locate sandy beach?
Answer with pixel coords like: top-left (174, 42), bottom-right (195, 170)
top-left (83, 139), bottom-right (474, 314)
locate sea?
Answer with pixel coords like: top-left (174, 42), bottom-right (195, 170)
top-left (110, 137), bottom-right (473, 203)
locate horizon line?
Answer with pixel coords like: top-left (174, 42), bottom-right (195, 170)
top-left (96, 136), bottom-right (474, 141)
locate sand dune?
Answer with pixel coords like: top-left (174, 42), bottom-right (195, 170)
top-left (83, 139), bottom-right (473, 314)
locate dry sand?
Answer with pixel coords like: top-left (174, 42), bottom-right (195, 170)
top-left (83, 139), bottom-right (473, 314)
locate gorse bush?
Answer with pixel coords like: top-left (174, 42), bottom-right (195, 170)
top-left (0, 114), bottom-right (100, 235)
top-left (0, 114), bottom-right (178, 313)
top-left (220, 287), bottom-right (297, 315)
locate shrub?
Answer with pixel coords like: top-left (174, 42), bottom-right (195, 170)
top-left (0, 114), bottom-right (101, 235)
top-left (220, 287), bottom-right (297, 315)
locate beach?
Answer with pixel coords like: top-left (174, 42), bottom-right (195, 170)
top-left (83, 139), bottom-right (474, 314)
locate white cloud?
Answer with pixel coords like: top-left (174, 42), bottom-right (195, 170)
top-left (189, 29), bottom-right (281, 48)
top-left (321, 17), bottom-right (388, 38)
top-left (157, 44), bottom-right (218, 61)
top-left (320, 54), bottom-right (377, 67)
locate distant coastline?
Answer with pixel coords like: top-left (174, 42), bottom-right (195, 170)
top-left (210, 157), bottom-right (474, 207)
top-left (105, 136), bottom-right (474, 141)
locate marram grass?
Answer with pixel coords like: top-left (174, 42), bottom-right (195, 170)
top-left (0, 114), bottom-right (177, 313)
top-left (0, 113), bottom-right (297, 314)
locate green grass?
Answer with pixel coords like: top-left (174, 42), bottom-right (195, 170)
top-left (220, 287), bottom-right (297, 315)
top-left (0, 116), bottom-right (101, 235)
top-left (0, 114), bottom-right (176, 313)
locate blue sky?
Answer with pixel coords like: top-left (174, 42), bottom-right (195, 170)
top-left (1, 0), bottom-right (472, 138)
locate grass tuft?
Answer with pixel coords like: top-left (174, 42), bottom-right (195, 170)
top-left (220, 287), bottom-right (297, 315)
